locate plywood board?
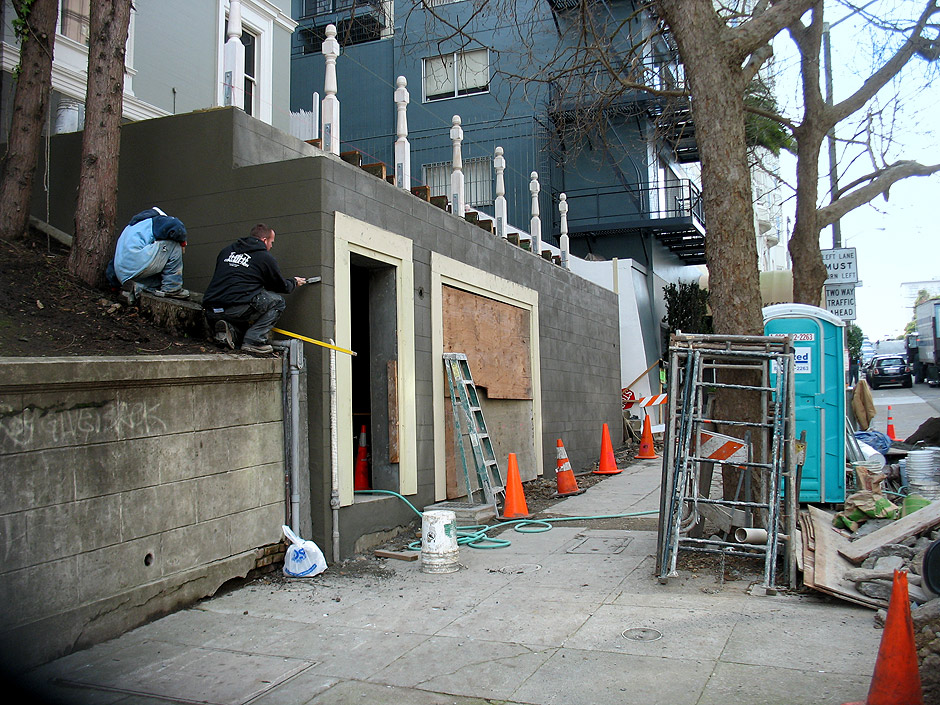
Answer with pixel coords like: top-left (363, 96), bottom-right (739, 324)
top-left (837, 499), bottom-right (940, 564)
top-left (442, 285), bottom-right (532, 400)
top-left (806, 506), bottom-right (885, 610)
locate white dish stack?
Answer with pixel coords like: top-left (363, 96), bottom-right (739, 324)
top-left (905, 448), bottom-right (940, 500)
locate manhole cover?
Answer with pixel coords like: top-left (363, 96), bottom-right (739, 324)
top-left (498, 563), bottom-right (542, 574)
top-left (622, 627), bottom-right (662, 641)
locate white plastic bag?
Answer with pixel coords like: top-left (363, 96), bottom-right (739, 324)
top-left (282, 525), bottom-right (327, 578)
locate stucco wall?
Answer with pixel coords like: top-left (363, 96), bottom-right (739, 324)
top-left (0, 355), bottom-right (287, 670)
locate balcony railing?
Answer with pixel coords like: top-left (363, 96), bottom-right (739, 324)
top-left (562, 179), bottom-right (702, 230)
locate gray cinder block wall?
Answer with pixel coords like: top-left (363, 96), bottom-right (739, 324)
top-left (32, 107), bottom-right (622, 562)
top-left (0, 356), bottom-right (286, 670)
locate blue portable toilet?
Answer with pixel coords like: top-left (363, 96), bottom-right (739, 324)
top-left (763, 304), bottom-right (846, 504)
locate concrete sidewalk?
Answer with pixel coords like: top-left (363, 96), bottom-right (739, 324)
top-left (19, 457), bottom-right (883, 705)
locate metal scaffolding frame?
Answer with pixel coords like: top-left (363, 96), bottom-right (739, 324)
top-left (656, 334), bottom-right (797, 591)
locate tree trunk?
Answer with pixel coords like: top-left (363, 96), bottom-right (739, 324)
top-left (789, 131), bottom-right (829, 304)
top-left (68, 0), bottom-right (133, 288)
top-left (657, 0), bottom-right (766, 502)
top-left (0, 0), bottom-right (58, 241)
top-left (657, 0), bottom-right (763, 337)
top-left (788, 4), bottom-right (830, 306)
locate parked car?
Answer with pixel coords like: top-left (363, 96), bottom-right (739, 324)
top-left (866, 354), bottom-right (913, 389)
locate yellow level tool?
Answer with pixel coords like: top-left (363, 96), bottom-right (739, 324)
top-left (272, 328), bottom-right (356, 356)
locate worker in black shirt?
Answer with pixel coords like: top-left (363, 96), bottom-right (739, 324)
top-left (203, 224), bottom-right (308, 354)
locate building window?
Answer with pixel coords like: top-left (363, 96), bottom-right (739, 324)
top-left (423, 49), bottom-right (489, 101)
top-left (60, 0), bottom-right (90, 44)
top-left (423, 157), bottom-right (493, 207)
top-left (242, 30), bottom-right (257, 117)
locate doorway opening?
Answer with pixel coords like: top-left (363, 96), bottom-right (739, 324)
top-left (350, 255), bottom-right (399, 495)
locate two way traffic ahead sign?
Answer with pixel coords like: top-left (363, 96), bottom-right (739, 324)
top-left (821, 247), bottom-right (857, 321)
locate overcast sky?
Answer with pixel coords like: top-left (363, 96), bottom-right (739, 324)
top-left (772, 2), bottom-right (940, 341)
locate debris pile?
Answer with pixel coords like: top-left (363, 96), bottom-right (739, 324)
top-left (913, 595), bottom-right (940, 705)
top-left (846, 532), bottom-right (937, 604)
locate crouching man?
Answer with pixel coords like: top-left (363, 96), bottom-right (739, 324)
top-left (203, 224), bottom-right (308, 354)
top-left (111, 207), bottom-right (189, 299)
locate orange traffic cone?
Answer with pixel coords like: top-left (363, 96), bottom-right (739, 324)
top-left (500, 452), bottom-right (530, 520)
top-left (554, 439), bottom-right (584, 497)
top-left (594, 423), bottom-right (622, 475)
top-left (635, 415), bottom-right (659, 459)
top-left (354, 425), bottom-right (370, 490)
top-left (886, 406), bottom-right (898, 441)
top-left (842, 570), bottom-right (923, 705)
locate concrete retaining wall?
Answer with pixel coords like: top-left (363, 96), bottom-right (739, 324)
top-left (0, 355), bottom-right (287, 670)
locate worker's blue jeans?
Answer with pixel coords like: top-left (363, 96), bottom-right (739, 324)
top-left (132, 241), bottom-right (184, 294)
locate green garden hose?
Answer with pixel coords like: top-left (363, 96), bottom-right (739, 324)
top-left (355, 489), bottom-right (658, 550)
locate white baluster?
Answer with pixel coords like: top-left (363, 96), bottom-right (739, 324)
top-left (394, 76), bottom-right (411, 190)
top-left (222, 1), bottom-right (245, 110)
top-left (494, 146), bottom-right (507, 238)
top-left (559, 192), bottom-right (570, 269)
top-left (530, 171), bottom-right (541, 255)
top-left (450, 115), bottom-right (464, 215)
top-left (321, 24), bottom-right (341, 155)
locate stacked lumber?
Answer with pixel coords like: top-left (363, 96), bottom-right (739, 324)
top-left (801, 502), bottom-right (940, 609)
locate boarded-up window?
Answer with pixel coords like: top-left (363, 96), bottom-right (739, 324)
top-left (442, 285), bottom-right (531, 400)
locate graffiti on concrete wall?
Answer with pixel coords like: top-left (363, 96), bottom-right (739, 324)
top-left (0, 401), bottom-right (167, 452)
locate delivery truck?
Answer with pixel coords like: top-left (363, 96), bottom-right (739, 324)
top-left (914, 297), bottom-right (940, 385)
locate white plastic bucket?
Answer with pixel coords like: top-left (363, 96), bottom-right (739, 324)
top-left (421, 510), bottom-right (459, 574)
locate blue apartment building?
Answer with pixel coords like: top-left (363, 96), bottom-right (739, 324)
top-left (289, 0), bottom-right (705, 268)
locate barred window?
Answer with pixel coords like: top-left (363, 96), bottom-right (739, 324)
top-left (423, 157), bottom-right (493, 207)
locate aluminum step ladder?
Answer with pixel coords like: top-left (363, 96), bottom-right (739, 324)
top-left (443, 353), bottom-right (504, 509)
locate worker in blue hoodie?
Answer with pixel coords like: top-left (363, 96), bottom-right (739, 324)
top-left (202, 223), bottom-right (309, 354)
top-left (111, 207), bottom-right (189, 299)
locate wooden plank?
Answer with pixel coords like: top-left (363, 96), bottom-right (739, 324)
top-left (410, 185), bottom-right (431, 201)
top-left (361, 162), bottom-right (387, 179)
top-left (374, 549), bottom-right (419, 561)
top-left (388, 360), bottom-right (399, 463)
top-left (807, 506), bottom-right (884, 609)
top-left (430, 195), bottom-right (449, 211)
top-left (305, 138), bottom-right (322, 149)
top-left (340, 150), bottom-right (363, 167)
top-left (838, 499), bottom-right (940, 564)
top-left (441, 285), bottom-right (532, 400)
top-left (477, 219), bottom-right (494, 234)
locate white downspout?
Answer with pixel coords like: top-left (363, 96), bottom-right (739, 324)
top-left (329, 340), bottom-right (340, 560)
top-left (289, 338), bottom-right (303, 534)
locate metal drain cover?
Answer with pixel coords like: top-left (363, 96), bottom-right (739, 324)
top-left (622, 627), bottom-right (663, 642)
top-left (498, 563), bottom-right (542, 574)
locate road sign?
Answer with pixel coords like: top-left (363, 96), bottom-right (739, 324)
top-left (822, 247), bottom-right (858, 284)
top-left (825, 283), bottom-right (856, 320)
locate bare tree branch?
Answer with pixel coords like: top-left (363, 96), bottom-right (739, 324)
top-left (827, 1), bottom-right (939, 130)
top-left (818, 160), bottom-right (940, 226)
